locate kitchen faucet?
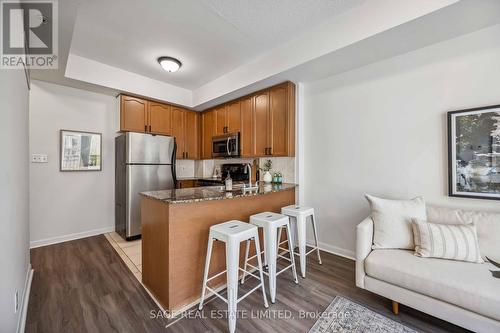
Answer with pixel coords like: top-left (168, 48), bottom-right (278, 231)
top-left (244, 163), bottom-right (257, 190)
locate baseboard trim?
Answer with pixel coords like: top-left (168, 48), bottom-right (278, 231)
top-left (30, 226), bottom-right (115, 248)
top-left (17, 265), bottom-right (33, 333)
top-left (307, 240), bottom-right (355, 261)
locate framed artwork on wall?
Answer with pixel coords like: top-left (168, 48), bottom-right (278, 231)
top-left (60, 130), bottom-right (102, 171)
top-left (448, 105), bottom-right (500, 200)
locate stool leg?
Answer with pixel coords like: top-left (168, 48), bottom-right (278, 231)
top-left (285, 223), bottom-right (299, 284)
top-left (199, 236), bottom-right (214, 310)
top-left (277, 226), bottom-right (283, 247)
top-left (264, 224), bottom-right (278, 303)
top-left (240, 239), bottom-right (251, 285)
top-left (296, 216), bottom-right (307, 278)
top-left (226, 239), bottom-right (240, 333)
top-left (254, 235), bottom-right (269, 308)
top-left (311, 214), bottom-right (322, 265)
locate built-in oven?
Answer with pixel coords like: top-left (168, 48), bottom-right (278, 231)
top-left (212, 133), bottom-right (240, 158)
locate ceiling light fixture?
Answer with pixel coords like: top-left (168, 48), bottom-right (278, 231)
top-left (158, 56), bottom-right (182, 73)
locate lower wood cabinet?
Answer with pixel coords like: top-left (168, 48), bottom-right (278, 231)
top-left (176, 179), bottom-right (198, 189)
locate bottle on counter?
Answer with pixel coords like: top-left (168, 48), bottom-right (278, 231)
top-left (225, 171), bottom-right (233, 191)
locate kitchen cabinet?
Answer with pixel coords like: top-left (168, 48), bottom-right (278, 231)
top-left (201, 110), bottom-right (215, 159)
top-left (176, 179), bottom-right (196, 189)
top-left (171, 107), bottom-right (185, 159)
top-left (172, 107), bottom-right (199, 160)
top-left (269, 84), bottom-right (292, 156)
top-left (120, 95), bottom-right (148, 133)
top-left (199, 81), bottom-right (295, 158)
top-left (120, 95), bottom-right (172, 135)
top-left (253, 91), bottom-right (270, 156)
top-left (184, 110), bottom-right (200, 160)
top-left (213, 101), bottom-right (241, 135)
top-left (225, 101), bottom-right (241, 133)
top-left (239, 96), bottom-right (253, 157)
top-left (214, 107), bottom-right (226, 135)
top-left (148, 102), bottom-right (172, 135)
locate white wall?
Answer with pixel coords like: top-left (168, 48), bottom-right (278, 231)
top-left (29, 81), bottom-right (116, 247)
top-left (0, 69), bottom-right (31, 330)
top-left (302, 24), bottom-right (500, 258)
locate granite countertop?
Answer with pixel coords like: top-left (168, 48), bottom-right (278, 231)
top-left (140, 182), bottom-right (297, 204)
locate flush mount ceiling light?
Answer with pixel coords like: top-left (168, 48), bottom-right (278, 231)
top-left (158, 56), bottom-right (182, 73)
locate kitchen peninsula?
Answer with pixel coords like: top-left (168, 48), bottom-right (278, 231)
top-left (140, 183), bottom-right (297, 311)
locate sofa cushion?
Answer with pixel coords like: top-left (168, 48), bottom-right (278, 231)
top-left (366, 195), bottom-right (426, 250)
top-left (365, 249), bottom-right (500, 321)
top-left (427, 205), bottom-right (500, 262)
top-left (412, 220), bottom-right (483, 263)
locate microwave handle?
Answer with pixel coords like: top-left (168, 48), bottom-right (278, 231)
top-left (226, 137), bottom-right (231, 156)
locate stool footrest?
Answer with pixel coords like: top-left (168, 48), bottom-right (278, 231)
top-left (237, 283), bottom-right (264, 303)
top-left (207, 270), bottom-right (226, 282)
top-left (293, 247), bottom-right (319, 257)
top-left (205, 286), bottom-right (228, 304)
top-left (276, 264), bottom-right (294, 276)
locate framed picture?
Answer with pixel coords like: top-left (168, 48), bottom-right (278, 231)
top-left (448, 105), bottom-right (500, 200)
top-left (60, 130), bottom-right (102, 171)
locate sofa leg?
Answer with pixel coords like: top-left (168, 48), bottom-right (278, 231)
top-left (392, 301), bottom-right (399, 315)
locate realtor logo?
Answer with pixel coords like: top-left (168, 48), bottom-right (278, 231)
top-left (1, 0), bottom-right (58, 69)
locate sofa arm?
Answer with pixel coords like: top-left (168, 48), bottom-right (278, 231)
top-left (356, 217), bottom-right (374, 289)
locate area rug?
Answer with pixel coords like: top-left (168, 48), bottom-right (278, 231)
top-left (308, 296), bottom-right (418, 333)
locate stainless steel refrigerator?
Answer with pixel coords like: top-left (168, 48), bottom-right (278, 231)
top-left (115, 132), bottom-right (176, 240)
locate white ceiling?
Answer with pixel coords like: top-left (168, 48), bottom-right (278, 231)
top-left (68, 0), bottom-right (365, 90)
top-left (32, 0), bottom-right (500, 109)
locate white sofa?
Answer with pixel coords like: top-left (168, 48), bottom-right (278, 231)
top-left (356, 205), bottom-right (500, 333)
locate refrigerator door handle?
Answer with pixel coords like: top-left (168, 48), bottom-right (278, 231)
top-left (172, 139), bottom-right (177, 185)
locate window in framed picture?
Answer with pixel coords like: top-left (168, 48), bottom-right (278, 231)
top-left (60, 130), bottom-right (102, 171)
top-left (448, 105), bottom-right (500, 200)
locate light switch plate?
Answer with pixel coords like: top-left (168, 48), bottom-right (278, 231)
top-left (32, 154), bottom-right (48, 163)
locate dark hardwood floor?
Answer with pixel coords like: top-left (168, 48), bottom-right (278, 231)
top-left (27, 235), bottom-right (469, 333)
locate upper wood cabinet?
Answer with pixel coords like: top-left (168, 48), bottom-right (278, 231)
top-left (201, 110), bottom-right (215, 159)
top-left (212, 101), bottom-right (241, 135)
top-left (253, 91), bottom-right (270, 156)
top-left (239, 96), bottom-right (253, 157)
top-left (148, 102), bottom-right (172, 135)
top-left (225, 101), bottom-right (241, 133)
top-left (119, 94), bottom-right (200, 160)
top-left (171, 107), bottom-right (199, 160)
top-left (214, 107), bottom-right (226, 135)
top-left (184, 110), bottom-right (200, 160)
top-left (120, 95), bottom-right (148, 133)
top-left (199, 81), bottom-right (295, 159)
top-left (120, 95), bottom-right (172, 135)
top-left (171, 107), bottom-right (185, 159)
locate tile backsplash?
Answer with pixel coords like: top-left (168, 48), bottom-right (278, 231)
top-left (176, 157), bottom-right (296, 183)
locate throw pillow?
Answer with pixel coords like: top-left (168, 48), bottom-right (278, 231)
top-left (365, 194), bottom-right (426, 249)
top-left (412, 219), bottom-right (484, 263)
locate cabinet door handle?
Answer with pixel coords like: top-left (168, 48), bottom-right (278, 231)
top-left (268, 147), bottom-right (272, 155)
top-left (145, 125), bottom-right (147, 132)
top-left (186, 152), bottom-right (188, 159)
top-left (149, 125), bottom-right (151, 132)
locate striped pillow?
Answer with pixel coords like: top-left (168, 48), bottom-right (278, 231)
top-left (412, 220), bottom-right (484, 263)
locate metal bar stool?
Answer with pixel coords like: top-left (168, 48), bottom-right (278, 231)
top-left (281, 205), bottom-right (322, 278)
top-left (241, 212), bottom-right (298, 303)
top-left (199, 220), bottom-right (268, 333)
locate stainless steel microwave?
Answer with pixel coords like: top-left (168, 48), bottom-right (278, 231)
top-left (212, 133), bottom-right (240, 158)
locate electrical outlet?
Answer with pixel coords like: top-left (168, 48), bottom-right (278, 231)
top-left (14, 290), bottom-right (19, 313)
top-left (31, 154), bottom-right (48, 163)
